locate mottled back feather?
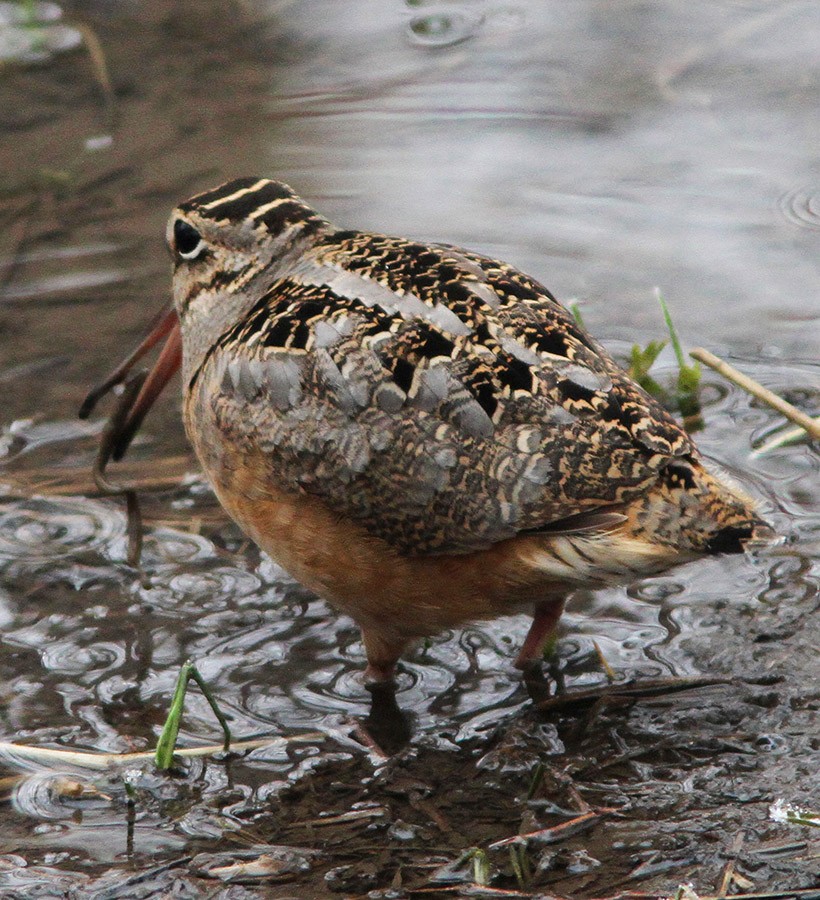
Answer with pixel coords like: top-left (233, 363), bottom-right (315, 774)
top-left (186, 224), bottom-right (696, 555)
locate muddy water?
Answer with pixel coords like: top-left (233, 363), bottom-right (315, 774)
top-left (0, 0), bottom-right (818, 896)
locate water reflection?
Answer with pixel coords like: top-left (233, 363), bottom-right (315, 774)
top-left (262, 0), bottom-right (819, 354)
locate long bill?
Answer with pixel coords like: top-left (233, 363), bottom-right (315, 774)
top-left (79, 303), bottom-right (183, 461)
top-left (79, 304), bottom-right (179, 418)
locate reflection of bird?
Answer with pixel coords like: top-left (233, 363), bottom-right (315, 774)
top-left (95, 178), bottom-right (768, 683)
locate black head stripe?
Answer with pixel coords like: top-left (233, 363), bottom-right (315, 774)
top-left (253, 198), bottom-right (316, 234)
top-left (178, 177), bottom-right (263, 212)
top-left (206, 182), bottom-right (298, 222)
top-left (179, 178), bottom-right (297, 222)
top-left (177, 178), bottom-right (328, 243)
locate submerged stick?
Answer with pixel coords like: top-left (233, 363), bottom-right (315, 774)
top-left (752, 422), bottom-right (820, 457)
top-left (690, 348), bottom-right (820, 440)
top-left (534, 674), bottom-right (733, 713)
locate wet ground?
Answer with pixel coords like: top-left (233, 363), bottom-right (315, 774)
top-left (0, 0), bottom-right (818, 897)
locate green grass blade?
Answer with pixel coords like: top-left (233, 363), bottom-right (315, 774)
top-left (509, 843), bottom-right (530, 888)
top-left (471, 849), bottom-right (491, 885)
top-left (155, 661), bottom-right (193, 770)
top-left (188, 664), bottom-right (232, 752)
top-left (656, 289), bottom-right (702, 418)
top-left (154, 660), bottom-right (232, 769)
top-left (656, 288), bottom-right (686, 370)
top-left (569, 301), bottom-right (586, 329)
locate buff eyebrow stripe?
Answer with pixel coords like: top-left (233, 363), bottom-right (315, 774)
top-left (250, 197), bottom-right (297, 219)
top-left (178, 177), bottom-right (263, 211)
top-left (254, 200), bottom-right (317, 235)
top-left (199, 183), bottom-right (298, 222)
top-left (200, 179), bottom-right (272, 210)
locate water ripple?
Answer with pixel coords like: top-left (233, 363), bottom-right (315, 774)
top-left (0, 356), bottom-right (815, 867)
top-left (140, 528), bottom-right (217, 566)
top-left (0, 497), bottom-right (124, 563)
top-left (41, 641), bottom-right (125, 676)
top-left (0, 417), bottom-right (100, 460)
top-left (777, 185), bottom-right (820, 230)
top-left (10, 772), bottom-right (111, 821)
top-left (168, 567), bottom-right (262, 602)
top-left (0, 269), bottom-right (132, 303)
top-left (407, 9), bottom-right (482, 47)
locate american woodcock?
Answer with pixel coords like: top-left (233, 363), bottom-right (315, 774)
top-left (83, 177), bottom-right (769, 683)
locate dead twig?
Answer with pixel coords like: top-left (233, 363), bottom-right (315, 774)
top-left (690, 348), bottom-right (820, 440)
top-left (717, 831), bottom-right (753, 897)
top-left (409, 790), bottom-right (453, 834)
top-left (575, 738), bottom-right (675, 776)
top-left (488, 808), bottom-right (615, 849)
top-left (753, 423), bottom-right (820, 456)
top-left (588, 890), bottom-right (820, 900)
top-left (292, 806), bottom-right (388, 828)
top-left (0, 734), bottom-right (324, 771)
top-left (407, 887), bottom-right (539, 898)
top-left (534, 675), bottom-right (733, 714)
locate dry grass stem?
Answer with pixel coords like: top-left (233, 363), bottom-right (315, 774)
top-left (74, 23), bottom-right (116, 127)
top-left (690, 348), bottom-right (820, 440)
top-left (6, 454), bottom-right (195, 496)
top-left (489, 809), bottom-right (614, 849)
top-left (0, 735), bottom-right (324, 771)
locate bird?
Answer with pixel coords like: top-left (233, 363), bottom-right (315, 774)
top-left (83, 177), bottom-right (769, 685)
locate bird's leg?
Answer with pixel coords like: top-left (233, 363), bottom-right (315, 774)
top-left (514, 597), bottom-right (566, 670)
top-left (361, 628), bottom-right (406, 684)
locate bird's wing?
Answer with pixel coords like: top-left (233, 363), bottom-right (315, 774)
top-left (189, 231), bottom-right (695, 555)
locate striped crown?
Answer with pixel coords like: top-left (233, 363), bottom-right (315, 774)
top-left (178, 177), bottom-right (327, 239)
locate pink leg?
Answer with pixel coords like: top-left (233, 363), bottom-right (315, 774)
top-left (361, 628), bottom-right (406, 684)
top-left (514, 598), bottom-right (566, 670)
top-left (363, 661), bottom-right (397, 684)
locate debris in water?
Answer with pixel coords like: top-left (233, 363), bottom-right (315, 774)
top-left (769, 798), bottom-right (820, 828)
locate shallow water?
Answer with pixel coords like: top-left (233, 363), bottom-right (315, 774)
top-left (0, 0), bottom-right (818, 895)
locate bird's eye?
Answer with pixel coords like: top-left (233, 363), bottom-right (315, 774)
top-left (173, 219), bottom-right (206, 260)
